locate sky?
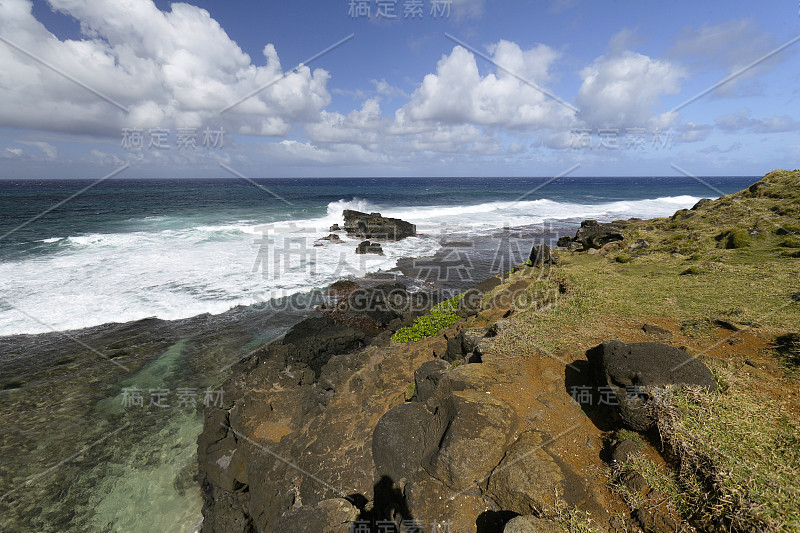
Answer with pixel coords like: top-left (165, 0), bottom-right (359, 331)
top-left (0, 0), bottom-right (798, 178)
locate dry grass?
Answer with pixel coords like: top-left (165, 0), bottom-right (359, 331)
top-left (481, 170), bottom-right (800, 531)
top-left (654, 364), bottom-right (800, 531)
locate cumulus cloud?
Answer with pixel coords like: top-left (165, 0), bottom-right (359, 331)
top-left (715, 109), bottom-right (800, 133)
top-left (0, 0), bottom-right (331, 137)
top-left (395, 41), bottom-right (573, 131)
top-left (306, 98), bottom-right (388, 146)
top-left (576, 48), bottom-right (685, 129)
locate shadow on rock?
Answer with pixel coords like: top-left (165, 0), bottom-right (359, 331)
top-left (353, 476), bottom-right (414, 532)
top-left (476, 510), bottom-right (519, 533)
top-left (564, 360), bottom-right (619, 433)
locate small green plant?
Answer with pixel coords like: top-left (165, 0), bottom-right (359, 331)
top-left (405, 382), bottom-right (415, 401)
top-left (615, 254), bottom-right (632, 263)
top-left (391, 293), bottom-right (464, 343)
top-left (616, 429), bottom-right (644, 448)
top-left (716, 228), bottom-right (751, 249)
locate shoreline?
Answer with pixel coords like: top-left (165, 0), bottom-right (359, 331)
top-left (196, 170), bottom-right (800, 533)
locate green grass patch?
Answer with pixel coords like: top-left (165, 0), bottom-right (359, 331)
top-left (656, 366), bottom-right (800, 532)
top-left (391, 293), bottom-right (464, 343)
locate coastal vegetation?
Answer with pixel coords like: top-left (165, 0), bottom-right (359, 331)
top-left (390, 292), bottom-right (464, 343)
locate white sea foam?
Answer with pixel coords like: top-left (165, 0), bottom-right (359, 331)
top-left (0, 194), bottom-right (701, 336)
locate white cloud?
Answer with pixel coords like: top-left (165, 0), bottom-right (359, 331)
top-left (3, 147), bottom-right (24, 158)
top-left (395, 41), bottom-right (572, 131)
top-left (306, 98), bottom-right (388, 146)
top-left (715, 109), bottom-right (800, 133)
top-left (676, 122), bottom-right (712, 143)
top-left (18, 141), bottom-right (57, 159)
top-left (576, 50), bottom-right (685, 129)
top-left (0, 0), bottom-right (331, 137)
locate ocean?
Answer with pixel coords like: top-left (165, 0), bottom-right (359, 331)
top-left (0, 175), bottom-right (756, 532)
top-left (0, 176), bottom-right (755, 336)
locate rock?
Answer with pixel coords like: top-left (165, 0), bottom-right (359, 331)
top-left (632, 507), bottom-right (678, 533)
top-left (642, 323), bottom-right (672, 339)
top-left (272, 498), bottom-right (359, 533)
top-left (487, 319), bottom-right (511, 337)
top-left (572, 220), bottom-right (625, 250)
top-left (556, 235), bottom-right (573, 248)
top-left (691, 198), bottom-right (712, 210)
top-left (503, 515), bottom-right (563, 533)
top-left (611, 439), bottom-right (642, 463)
top-left (320, 233), bottom-right (342, 242)
top-left (342, 209), bottom-right (416, 241)
top-left (329, 224), bottom-right (342, 232)
top-left (529, 243), bottom-right (556, 266)
top-left (355, 240), bottom-right (384, 255)
top-left (586, 340), bottom-right (717, 431)
top-left (413, 359), bottom-right (450, 403)
top-left (629, 239), bottom-right (650, 253)
top-left (488, 431), bottom-right (591, 515)
top-left (444, 328), bottom-right (487, 363)
top-left (331, 283), bottom-right (426, 328)
top-left (283, 317), bottom-right (366, 376)
top-left (620, 470), bottom-right (649, 493)
top-left (328, 279), bottom-right (359, 296)
top-left (372, 402), bottom-right (436, 482)
top-left (456, 288), bottom-right (483, 318)
top-left (426, 390), bottom-right (518, 491)
top-left (404, 477), bottom-right (487, 533)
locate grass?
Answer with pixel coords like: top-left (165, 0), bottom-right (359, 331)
top-left (481, 170), bottom-right (800, 530)
top-left (654, 364), bottom-right (800, 532)
top-left (391, 292), bottom-right (464, 343)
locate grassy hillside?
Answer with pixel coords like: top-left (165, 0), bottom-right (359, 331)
top-left (481, 169), bottom-right (800, 531)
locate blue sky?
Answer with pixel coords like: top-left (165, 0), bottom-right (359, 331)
top-left (0, 0), bottom-right (798, 178)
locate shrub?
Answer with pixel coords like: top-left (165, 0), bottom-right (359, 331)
top-left (391, 293), bottom-right (464, 343)
top-left (715, 229), bottom-right (751, 249)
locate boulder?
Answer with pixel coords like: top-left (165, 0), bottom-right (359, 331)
top-left (355, 240), bottom-right (384, 255)
top-left (320, 233), bottom-right (342, 243)
top-left (329, 224), bottom-right (342, 232)
top-left (372, 402), bottom-right (436, 482)
top-left (444, 328), bottom-right (487, 363)
top-left (586, 340), bottom-right (717, 430)
top-left (573, 220), bottom-right (625, 250)
top-left (425, 390), bottom-right (518, 491)
top-left (413, 359), bottom-right (451, 403)
top-left (691, 198), bottom-right (712, 210)
top-left (529, 243), bottom-right (556, 266)
top-left (343, 209), bottom-right (416, 241)
top-left (611, 439), bottom-right (642, 463)
top-left (488, 431), bottom-right (591, 515)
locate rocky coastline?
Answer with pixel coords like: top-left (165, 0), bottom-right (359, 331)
top-left (197, 170), bottom-right (800, 533)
